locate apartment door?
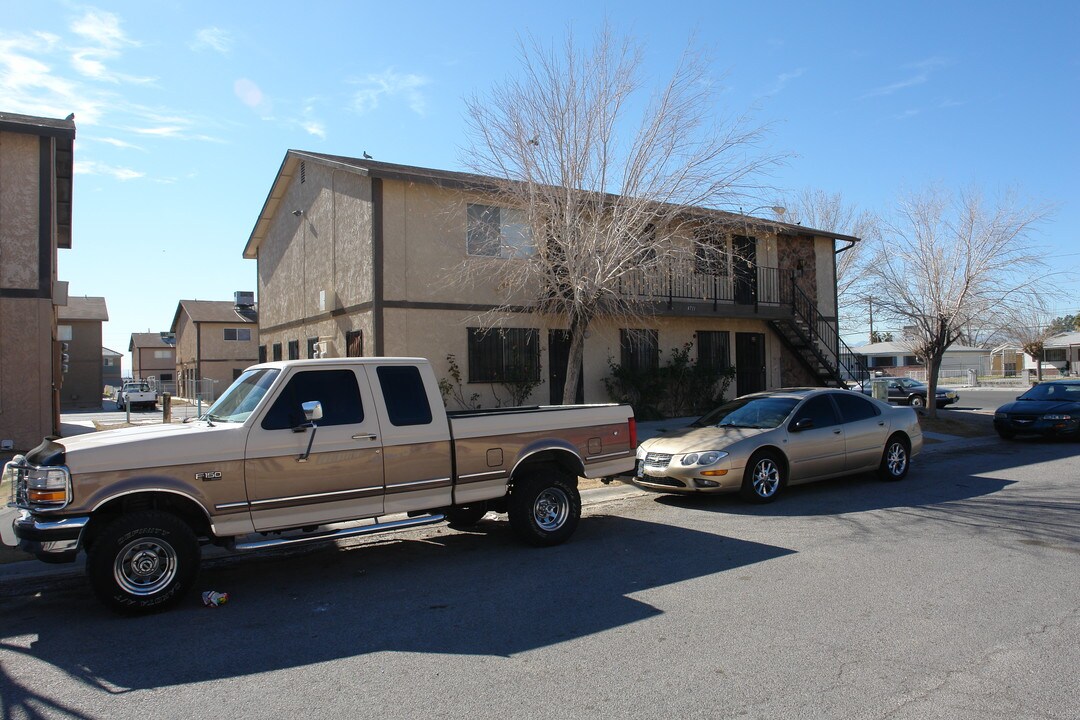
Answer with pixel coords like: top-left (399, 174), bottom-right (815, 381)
top-left (548, 330), bottom-right (584, 404)
top-left (735, 332), bottom-right (766, 395)
top-left (732, 235), bottom-right (757, 306)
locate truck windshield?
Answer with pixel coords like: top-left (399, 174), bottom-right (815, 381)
top-left (203, 368), bottom-right (280, 423)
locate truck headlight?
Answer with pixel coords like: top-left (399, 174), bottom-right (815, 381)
top-left (26, 467), bottom-right (71, 506)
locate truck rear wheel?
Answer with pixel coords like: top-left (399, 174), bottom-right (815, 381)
top-left (87, 511), bottom-right (200, 614)
top-left (508, 468), bottom-right (580, 547)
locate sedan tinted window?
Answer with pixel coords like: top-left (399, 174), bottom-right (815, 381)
top-left (791, 395), bottom-right (839, 429)
top-left (833, 392), bottom-right (881, 422)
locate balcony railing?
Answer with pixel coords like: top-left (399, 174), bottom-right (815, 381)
top-left (618, 263), bottom-right (793, 310)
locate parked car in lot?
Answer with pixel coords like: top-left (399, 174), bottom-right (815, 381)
top-left (633, 388), bottom-right (922, 503)
top-left (993, 379), bottom-right (1080, 440)
top-left (851, 376), bottom-right (958, 408)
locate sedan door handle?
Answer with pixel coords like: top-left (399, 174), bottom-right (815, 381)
top-left (352, 433), bottom-right (378, 441)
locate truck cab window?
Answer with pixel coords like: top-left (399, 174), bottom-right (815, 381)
top-left (261, 369), bottom-right (364, 430)
top-left (376, 365), bottom-right (433, 426)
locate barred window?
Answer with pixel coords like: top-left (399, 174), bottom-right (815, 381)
top-left (620, 329), bottom-right (659, 373)
top-left (697, 331), bottom-right (731, 371)
top-left (287, 340), bottom-right (300, 360)
top-left (467, 327), bottom-right (541, 383)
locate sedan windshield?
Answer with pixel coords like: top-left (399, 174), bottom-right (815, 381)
top-left (1018, 383), bottom-right (1080, 402)
top-left (202, 368), bottom-right (280, 422)
top-left (693, 396), bottom-right (801, 430)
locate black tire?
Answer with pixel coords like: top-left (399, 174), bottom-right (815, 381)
top-left (909, 395), bottom-right (925, 409)
top-left (508, 468), bottom-right (581, 547)
top-left (87, 511), bottom-right (200, 614)
top-left (740, 450), bottom-right (786, 503)
top-left (878, 434), bottom-right (910, 481)
top-left (445, 504), bottom-right (488, 528)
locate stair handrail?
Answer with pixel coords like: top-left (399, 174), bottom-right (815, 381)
top-left (787, 275), bottom-right (869, 386)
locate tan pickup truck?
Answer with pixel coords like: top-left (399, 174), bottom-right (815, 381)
top-left (2, 358), bottom-right (636, 613)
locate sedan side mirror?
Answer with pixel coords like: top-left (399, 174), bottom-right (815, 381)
top-left (791, 417), bottom-right (814, 432)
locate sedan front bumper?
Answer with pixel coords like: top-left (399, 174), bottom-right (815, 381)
top-left (994, 416), bottom-right (1080, 438)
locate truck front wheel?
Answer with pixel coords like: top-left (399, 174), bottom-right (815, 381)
top-left (508, 469), bottom-right (581, 547)
top-left (87, 511), bottom-right (200, 614)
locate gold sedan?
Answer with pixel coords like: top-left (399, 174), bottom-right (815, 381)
top-left (633, 388), bottom-right (923, 502)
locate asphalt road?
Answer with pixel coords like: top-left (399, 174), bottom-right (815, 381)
top-left (2, 435), bottom-right (1077, 719)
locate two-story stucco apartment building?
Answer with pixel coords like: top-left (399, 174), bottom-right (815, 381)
top-left (56, 295), bottom-right (109, 409)
top-left (244, 151), bottom-right (860, 407)
top-left (170, 298), bottom-right (258, 402)
top-left (0, 112), bottom-right (75, 450)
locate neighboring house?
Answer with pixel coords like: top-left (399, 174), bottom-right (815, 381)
top-left (988, 344), bottom-right (1023, 378)
top-left (129, 331), bottom-right (176, 388)
top-left (56, 296), bottom-right (109, 409)
top-left (854, 340), bottom-right (987, 380)
top-left (0, 111), bottom-right (75, 450)
top-left (102, 347), bottom-right (122, 390)
top-left (243, 151), bottom-right (857, 406)
top-left (170, 296), bottom-right (258, 401)
top-left (1024, 331), bottom-right (1080, 378)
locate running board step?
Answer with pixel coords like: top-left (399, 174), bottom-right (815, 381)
top-left (230, 514), bottom-right (446, 552)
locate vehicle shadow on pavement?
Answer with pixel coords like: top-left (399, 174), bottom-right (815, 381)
top-left (0, 515), bottom-right (794, 698)
top-left (652, 441), bottom-right (1080, 547)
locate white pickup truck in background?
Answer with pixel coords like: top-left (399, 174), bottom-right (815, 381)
top-left (3, 357), bottom-right (637, 613)
top-left (116, 381), bottom-right (156, 411)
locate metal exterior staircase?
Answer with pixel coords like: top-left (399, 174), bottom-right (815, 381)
top-left (770, 277), bottom-right (870, 387)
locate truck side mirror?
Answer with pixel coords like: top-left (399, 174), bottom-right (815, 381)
top-left (302, 401), bottom-right (323, 423)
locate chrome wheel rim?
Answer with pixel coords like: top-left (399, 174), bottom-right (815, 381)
top-left (752, 459), bottom-right (781, 497)
top-left (886, 442), bottom-right (908, 477)
top-left (534, 487), bottom-right (570, 531)
top-left (911, 396), bottom-right (924, 408)
top-left (114, 537), bottom-right (177, 596)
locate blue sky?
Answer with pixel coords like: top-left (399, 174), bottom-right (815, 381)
top-left (3, 1), bottom-right (1078, 372)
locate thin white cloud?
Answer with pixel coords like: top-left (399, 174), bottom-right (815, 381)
top-left (75, 158), bottom-right (144, 180)
top-left (302, 120), bottom-right (326, 139)
top-left (67, 8), bottom-right (152, 85)
top-left (862, 56), bottom-right (949, 99)
top-left (89, 136), bottom-right (145, 150)
top-left (350, 68), bottom-right (429, 115)
top-left (761, 67), bottom-right (805, 97)
top-left (894, 109), bottom-right (920, 120)
top-left (191, 27), bottom-right (233, 54)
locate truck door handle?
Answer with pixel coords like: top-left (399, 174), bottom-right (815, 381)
top-left (352, 433), bottom-right (378, 441)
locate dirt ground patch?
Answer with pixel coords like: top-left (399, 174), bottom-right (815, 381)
top-left (919, 410), bottom-right (995, 438)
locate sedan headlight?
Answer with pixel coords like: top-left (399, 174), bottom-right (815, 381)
top-left (681, 451), bottom-right (729, 466)
top-left (994, 412), bottom-right (1006, 419)
top-left (1044, 414), bottom-right (1073, 421)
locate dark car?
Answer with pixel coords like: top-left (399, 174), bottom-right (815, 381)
top-left (994, 379), bottom-right (1080, 440)
top-left (852, 376), bottom-right (959, 408)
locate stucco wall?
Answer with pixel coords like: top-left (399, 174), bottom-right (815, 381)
top-left (0, 131), bottom-right (55, 449)
top-left (59, 319), bottom-right (103, 409)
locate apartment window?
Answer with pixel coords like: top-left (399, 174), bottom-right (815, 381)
top-left (160, 373), bottom-right (173, 383)
top-left (903, 355), bottom-right (921, 366)
top-left (346, 330), bottom-right (363, 358)
top-left (224, 328), bottom-right (252, 342)
top-left (103, 357), bottom-right (115, 367)
top-left (466, 204), bottom-right (534, 258)
top-left (258, 345), bottom-right (267, 364)
top-left (1045, 348), bottom-right (1067, 362)
top-left (272, 343), bottom-right (282, 361)
top-left (870, 356), bottom-right (896, 368)
top-left (58, 325), bottom-right (72, 341)
top-left (696, 331), bottom-right (731, 371)
top-left (287, 340), bottom-right (300, 360)
top-left (620, 329), bottom-right (659, 374)
top-left (154, 350), bottom-right (172, 359)
top-left (467, 327), bottom-right (540, 383)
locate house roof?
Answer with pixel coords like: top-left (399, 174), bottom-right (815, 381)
top-left (1046, 331), bottom-right (1080, 347)
top-left (0, 111), bottom-right (77, 139)
top-left (129, 332), bottom-right (176, 351)
top-left (170, 300), bottom-right (258, 332)
top-left (57, 296), bottom-right (109, 321)
top-left (102, 347), bottom-right (123, 358)
top-left (243, 150), bottom-right (862, 259)
top-left (853, 340), bottom-right (986, 356)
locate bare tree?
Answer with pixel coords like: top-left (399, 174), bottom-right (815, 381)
top-left (865, 185), bottom-right (1053, 417)
top-left (782, 188), bottom-right (881, 335)
top-left (998, 298), bottom-right (1061, 382)
top-left (459, 26), bottom-right (783, 403)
